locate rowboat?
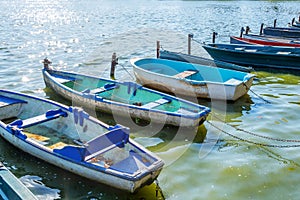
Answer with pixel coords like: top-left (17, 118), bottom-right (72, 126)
top-left (42, 59), bottom-right (210, 127)
top-left (291, 17), bottom-right (300, 28)
top-left (0, 162), bottom-right (38, 199)
top-left (263, 26), bottom-right (300, 38)
top-left (243, 33), bottom-right (300, 44)
top-left (130, 58), bottom-right (255, 101)
top-left (230, 35), bottom-right (300, 47)
top-left (159, 49), bottom-right (253, 72)
top-left (0, 90), bottom-right (164, 193)
top-left (202, 43), bottom-right (300, 70)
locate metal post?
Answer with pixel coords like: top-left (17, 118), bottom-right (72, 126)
top-left (156, 41), bottom-right (160, 58)
top-left (273, 19), bottom-right (277, 27)
top-left (110, 53), bottom-right (118, 80)
top-left (188, 33), bottom-right (193, 55)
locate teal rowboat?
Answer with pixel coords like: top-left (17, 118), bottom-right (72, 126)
top-left (42, 59), bottom-right (210, 127)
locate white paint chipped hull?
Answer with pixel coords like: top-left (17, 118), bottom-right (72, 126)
top-left (0, 132), bottom-right (161, 193)
top-left (131, 58), bottom-right (255, 101)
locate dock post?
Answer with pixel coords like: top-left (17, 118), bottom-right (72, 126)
top-left (156, 41), bottom-right (160, 58)
top-left (239, 27), bottom-right (245, 37)
top-left (188, 33), bottom-right (193, 55)
top-left (245, 26), bottom-right (250, 34)
top-left (273, 19), bottom-right (277, 27)
top-left (212, 32), bottom-right (217, 43)
top-left (110, 52), bottom-right (118, 80)
top-left (43, 58), bottom-right (52, 70)
top-left (259, 23), bottom-right (264, 35)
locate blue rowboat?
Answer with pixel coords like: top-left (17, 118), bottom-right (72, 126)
top-left (159, 50), bottom-right (252, 72)
top-left (42, 59), bottom-right (210, 127)
top-left (0, 90), bottom-right (164, 193)
top-left (130, 58), bottom-right (255, 101)
top-left (0, 162), bottom-right (38, 200)
top-left (202, 43), bottom-right (300, 70)
top-left (263, 26), bottom-right (300, 38)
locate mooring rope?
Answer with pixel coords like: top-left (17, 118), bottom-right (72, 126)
top-left (211, 114), bottom-right (300, 143)
top-left (155, 179), bottom-right (165, 200)
top-left (206, 120), bottom-right (300, 148)
top-left (242, 82), bottom-right (271, 104)
top-left (116, 63), bottom-right (135, 80)
top-left (191, 38), bottom-right (205, 45)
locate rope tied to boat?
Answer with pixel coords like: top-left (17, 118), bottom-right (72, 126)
top-left (116, 63), bottom-right (135, 80)
top-left (155, 179), bottom-right (165, 200)
top-left (207, 114), bottom-right (300, 148)
top-left (242, 82), bottom-right (271, 104)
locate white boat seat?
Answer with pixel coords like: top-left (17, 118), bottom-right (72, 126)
top-left (52, 76), bottom-right (75, 84)
top-left (9, 109), bottom-right (68, 128)
top-left (277, 51), bottom-right (291, 55)
top-left (82, 83), bottom-right (119, 94)
top-left (141, 97), bottom-right (172, 109)
top-left (245, 49), bottom-right (257, 52)
top-left (224, 78), bottom-right (242, 85)
top-left (174, 70), bottom-right (197, 79)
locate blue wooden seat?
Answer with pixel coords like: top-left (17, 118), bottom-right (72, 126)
top-left (9, 109), bottom-right (68, 128)
top-left (84, 127), bottom-right (129, 161)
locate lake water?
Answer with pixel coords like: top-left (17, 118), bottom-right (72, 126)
top-left (1, 0), bottom-right (300, 199)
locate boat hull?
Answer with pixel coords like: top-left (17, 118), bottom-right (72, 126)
top-left (0, 128), bottom-right (161, 193)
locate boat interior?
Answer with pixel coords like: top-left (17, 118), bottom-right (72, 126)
top-left (135, 58), bottom-right (249, 83)
top-left (49, 71), bottom-right (200, 113)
